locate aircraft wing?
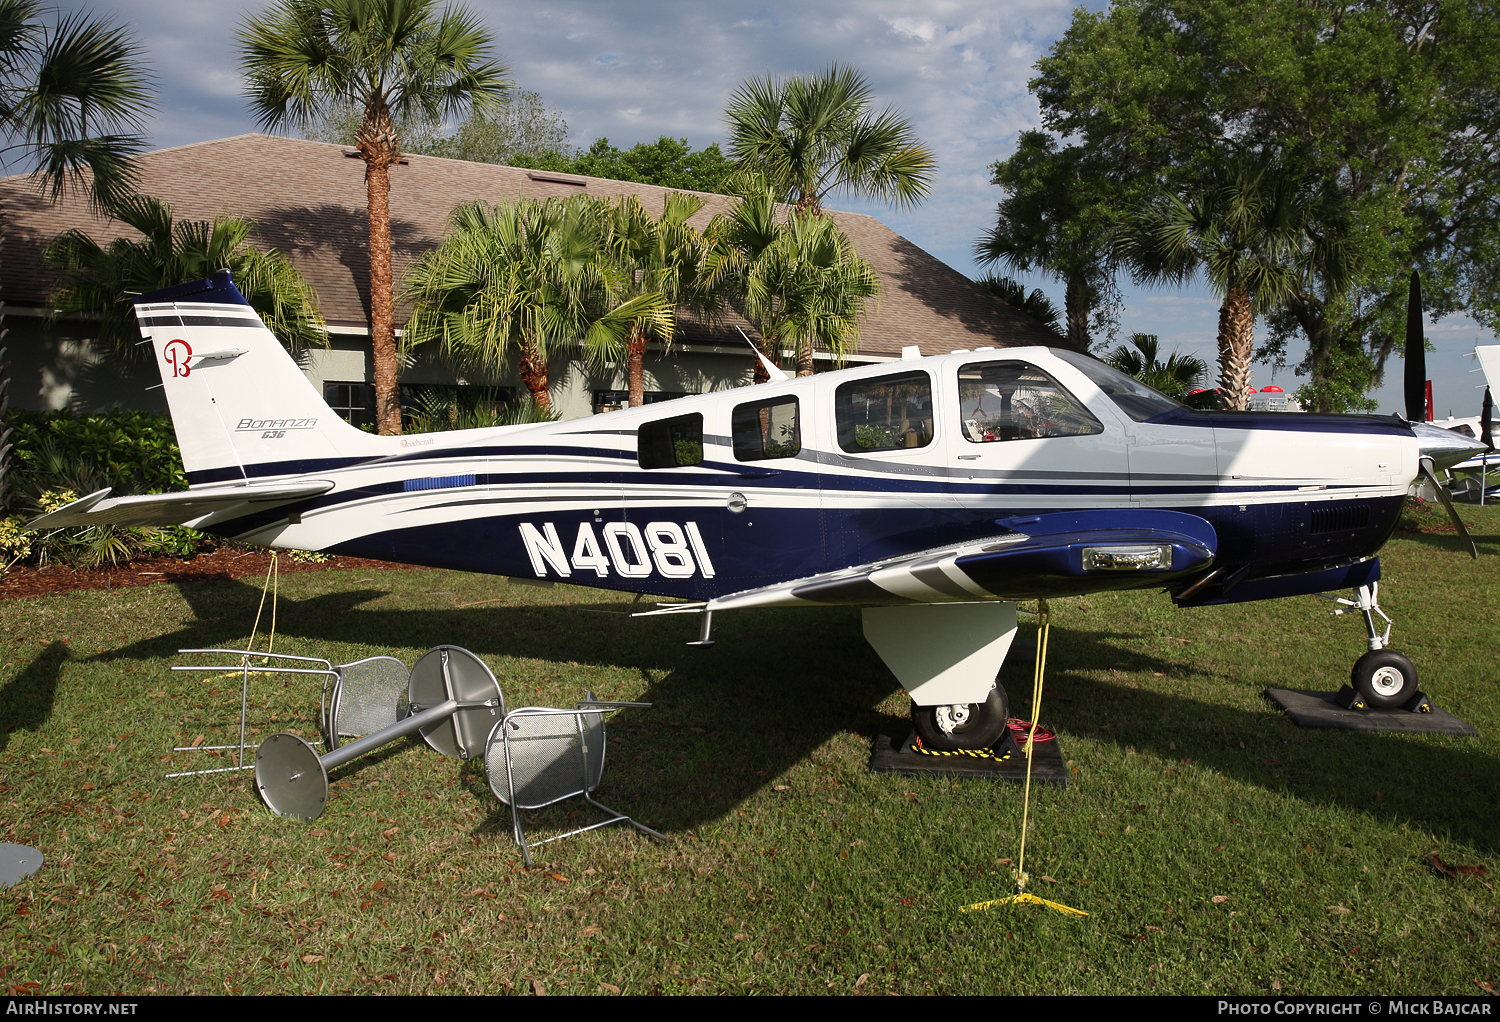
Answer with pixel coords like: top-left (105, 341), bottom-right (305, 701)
top-left (26, 482), bottom-right (335, 531)
top-left (703, 509), bottom-right (1217, 611)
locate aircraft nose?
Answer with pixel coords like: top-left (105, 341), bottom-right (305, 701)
top-left (1409, 420), bottom-right (1490, 471)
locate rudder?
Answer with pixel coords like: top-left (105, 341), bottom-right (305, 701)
top-left (135, 271), bottom-right (389, 484)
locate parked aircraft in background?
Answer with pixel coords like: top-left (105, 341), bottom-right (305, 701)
top-left (30, 272), bottom-right (1489, 751)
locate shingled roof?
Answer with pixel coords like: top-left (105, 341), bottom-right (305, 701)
top-left (0, 133), bottom-right (1058, 358)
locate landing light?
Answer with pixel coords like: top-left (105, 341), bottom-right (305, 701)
top-left (1082, 545), bottom-right (1172, 571)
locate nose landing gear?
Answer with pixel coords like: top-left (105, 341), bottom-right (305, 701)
top-left (1322, 582), bottom-right (1420, 709)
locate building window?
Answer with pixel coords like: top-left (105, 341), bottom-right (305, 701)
top-left (638, 413), bottom-right (704, 469)
top-left (324, 382), bottom-right (375, 429)
top-left (592, 390), bottom-right (688, 414)
top-left (732, 395), bottom-right (801, 462)
top-left (835, 371), bottom-right (933, 453)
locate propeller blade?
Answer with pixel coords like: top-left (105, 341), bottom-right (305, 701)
top-left (1405, 269), bottom-right (1426, 422)
top-left (1482, 387), bottom-right (1494, 451)
top-left (1420, 460), bottom-right (1478, 559)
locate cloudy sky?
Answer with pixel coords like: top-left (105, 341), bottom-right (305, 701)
top-left (55, 0), bottom-right (1498, 415)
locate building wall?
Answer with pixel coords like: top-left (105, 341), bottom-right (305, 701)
top-left (4, 314), bottom-right (169, 414)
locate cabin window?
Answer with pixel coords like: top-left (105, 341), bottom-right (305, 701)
top-left (637, 413), bottom-right (703, 469)
top-left (958, 362), bottom-right (1103, 442)
top-left (836, 371), bottom-right (933, 453)
top-left (732, 396), bottom-right (801, 461)
top-left (1051, 348), bottom-right (1183, 422)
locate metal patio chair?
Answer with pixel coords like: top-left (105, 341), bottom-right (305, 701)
top-left (166, 650), bottom-right (413, 779)
top-left (321, 655), bottom-right (412, 750)
top-left (483, 693), bottom-right (665, 867)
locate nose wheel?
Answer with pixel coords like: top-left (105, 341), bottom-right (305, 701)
top-left (911, 684), bottom-right (1009, 751)
top-left (1350, 649), bottom-right (1418, 709)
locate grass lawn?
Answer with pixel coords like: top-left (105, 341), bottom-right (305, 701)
top-left (1, 510), bottom-right (1497, 995)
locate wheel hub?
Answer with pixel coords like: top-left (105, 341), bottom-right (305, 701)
top-left (934, 703), bottom-right (971, 734)
top-left (1369, 666), bottom-right (1405, 697)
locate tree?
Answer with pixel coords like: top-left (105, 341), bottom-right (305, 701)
top-left (417, 90), bottom-right (571, 167)
top-left (0, 1), bottom-right (152, 508)
top-left (571, 137), bottom-right (737, 194)
top-left (0, 1), bottom-right (155, 211)
top-left (707, 181), bottom-right (880, 379)
top-left (602, 193), bottom-right (716, 407)
top-left (1029, 0), bottom-right (1500, 411)
top-left (1104, 333), bottom-right (1208, 398)
top-left (975, 274), bottom-right (1063, 336)
top-left (402, 196), bottom-right (672, 410)
top-left (724, 63), bottom-right (936, 215)
top-left (238, 0), bottom-right (512, 435)
top-left (976, 131), bottom-right (1121, 352)
top-left (44, 195), bottom-right (327, 360)
top-left (1120, 155), bottom-right (1349, 409)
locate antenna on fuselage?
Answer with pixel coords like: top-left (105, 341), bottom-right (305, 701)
top-left (734, 326), bottom-right (791, 383)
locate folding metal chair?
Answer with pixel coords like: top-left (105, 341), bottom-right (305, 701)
top-left (166, 650), bottom-right (414, 779)
top-left (321, 655), bottom-right (411, 751)
top-left (483, 693), bottom-right (665, 867)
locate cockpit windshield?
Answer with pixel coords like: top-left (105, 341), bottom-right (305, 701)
top-left (1051, 349), bottom-right (1185, 422)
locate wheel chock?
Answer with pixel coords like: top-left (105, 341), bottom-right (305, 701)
top-left (1334, 685), bottom-right (1366, 711)
top-left (1403, 690), bottom-right (1432, 714)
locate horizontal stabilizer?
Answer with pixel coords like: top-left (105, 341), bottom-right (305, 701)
top-left (708, 509), bottom-right (1217, 611)
top-left (26, 482), bottom-right (335, 531)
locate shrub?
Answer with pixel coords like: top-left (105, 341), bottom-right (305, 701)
top-left (2, 409), bottom-right (209, 568)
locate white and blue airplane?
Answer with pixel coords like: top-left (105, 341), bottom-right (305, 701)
top-left (31, 271), bottom-right (1488, 751)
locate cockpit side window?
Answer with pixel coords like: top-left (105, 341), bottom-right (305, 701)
top-left (958, 361), bottom-right (1102, 442)
top-left (637, 413), bottom-right (704, 469)
top-left (1051, 348), bottom-right (1184, 422)
top-left (836, 371), bottom-right (934, 453)
top-left (732, 396), bottom-right (801, 461)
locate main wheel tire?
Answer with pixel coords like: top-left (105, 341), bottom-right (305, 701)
top-left (1351, 649), bottom-right (1418, 709)
top-left (911, 684), bottom-right (1009, 751)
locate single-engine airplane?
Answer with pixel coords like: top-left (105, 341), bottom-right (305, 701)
top-left (31, 271), bottom-right (1488, 751)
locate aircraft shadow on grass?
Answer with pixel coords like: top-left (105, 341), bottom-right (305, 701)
top-left (0, 641), bottom-right (70, 754)
top-left (78, 575), bottom-right (1500, 852)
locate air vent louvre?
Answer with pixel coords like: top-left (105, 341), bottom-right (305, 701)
top-left (1310, 505), bottom-right (1370, 534)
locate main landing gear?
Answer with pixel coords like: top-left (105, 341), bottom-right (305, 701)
top-left (1323, 582), bottom-right (1419, 709)
top-left (911, 685), bottom-right (1011, 751)
top-left (861, 601), bottom-right (1021, 752)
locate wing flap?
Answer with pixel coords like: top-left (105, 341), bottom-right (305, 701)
top-left (708, 509), bottom-right (1217, 611)
top-left (26, 482), bottom-right (335, 530)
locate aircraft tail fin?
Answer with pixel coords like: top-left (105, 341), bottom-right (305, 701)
top-left (135, 271), bottom-right (389, 484)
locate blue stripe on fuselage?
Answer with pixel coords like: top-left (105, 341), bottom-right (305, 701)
top-left (296, 495), bottom-right (1403, 602)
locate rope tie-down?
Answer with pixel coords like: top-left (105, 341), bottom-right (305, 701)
top-left (961, 599), bottom-right (1088, 918)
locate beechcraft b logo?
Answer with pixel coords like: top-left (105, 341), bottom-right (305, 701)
top-left (164, 339), bottom-right (192, 378)
top-left (520, 521), bottom-right (715, 579)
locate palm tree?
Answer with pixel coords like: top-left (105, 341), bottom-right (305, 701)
top-left (0, 0), bottom-right (154, 211)
top-left (707, 180), bottom-right (879, 379)
top-left (975, 274), bottom-right (1063, 336)
top-left (1104, 333), bottom-right (1208, 398)
top-left (0, 1), bottom-right (152, 508)
top-left (1120, 156), bottom-right (1348, 410)
top-left (44, 195), bottom-right (327, 360)
top-left (237, 0), bottom-right (512, 434)
top-left (402, 196), bottom-right (672, 410)
top-left (602, 193), bottom-right (715, 407)
top-left (723, 63), bottom-right (935, 215)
